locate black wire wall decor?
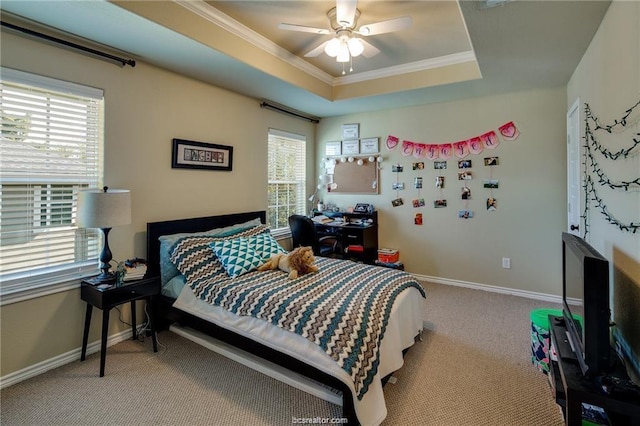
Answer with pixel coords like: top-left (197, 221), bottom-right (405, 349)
top-left (581, 101), bottom-right (640, 236)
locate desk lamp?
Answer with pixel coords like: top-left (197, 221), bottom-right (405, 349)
top-left (77, 186), bottom-right (131, 284)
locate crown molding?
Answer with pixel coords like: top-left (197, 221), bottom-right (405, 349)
top-left (174, 0), bottom-right (334, 85)
top-left (333, 51), bottom-right (477, 85)
top-left (173, 1), bottom-right (477, 92)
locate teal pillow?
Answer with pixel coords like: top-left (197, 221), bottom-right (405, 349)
top-left (248, 232), bottom-right (287, 260)
top-left (210, 237), bottom-right (265, 278)
top-left (159, 218), bottom-right (262, 285)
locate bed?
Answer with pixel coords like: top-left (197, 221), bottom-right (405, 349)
top-left (146, 211), bottom-right (426, 426)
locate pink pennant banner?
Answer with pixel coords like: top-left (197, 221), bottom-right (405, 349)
top-left (468, 137), bottom-right (484, 155)
top-left (402, 140), bottom-right (415, 157)
top-left (386, 135), bottom-right (400, 150)
top-left (425, 144), bottom-right (440, 161)
top-left (453, 140), bottom-right (470, 158)
top-left (498, 121), bottom-right (520, 140)
top-left (413, 143), bottom-right (427, 158)
top-left (386, 121), bottom-right (518, 160)
top-left (480, 131), bottom-right (500, 149)
top-left (439, 143), bottom-right (452, 160)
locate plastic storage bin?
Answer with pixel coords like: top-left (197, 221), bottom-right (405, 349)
top-left (530, 308), bottom-right (583, 374)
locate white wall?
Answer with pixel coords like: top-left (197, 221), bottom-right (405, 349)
top-left (0, 30), bottom-right (316, 376)
top-left (318, 88), bottom-right (568, 297)
top-left (567, 0), bottom-right (640, 374)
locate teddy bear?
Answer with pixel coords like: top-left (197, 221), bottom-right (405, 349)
top-left (258, 246), bottom-right (319, 279)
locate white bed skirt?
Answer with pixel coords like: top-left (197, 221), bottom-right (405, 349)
top-left (173, 284), bottom-right (426, 426)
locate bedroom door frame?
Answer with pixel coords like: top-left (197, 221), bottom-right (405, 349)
top-left (567, 98), bottom-right (581, 236)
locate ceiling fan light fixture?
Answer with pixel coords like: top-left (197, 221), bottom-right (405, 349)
top-left (347, 37), bottom-right (364, 57)
top-left (324, 38), bottom-right (341, 57)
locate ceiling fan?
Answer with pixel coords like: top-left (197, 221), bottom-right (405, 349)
top-left (278, 0), bottom-right (412, 74)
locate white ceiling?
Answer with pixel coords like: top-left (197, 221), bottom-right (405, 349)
top-left (0, 0), bottom-right (611, 118)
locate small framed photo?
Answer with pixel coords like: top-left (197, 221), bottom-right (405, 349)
top-left (360, 137), bottom-right (379, 154)
top-left (412, 198), bottom-right (425, 208)
top-left (461, 186), bottom-right (471, 200)
top-left (434, 199), bottom-right (447, 208)
top-left (484, 157), bottom-right (500, 166)
top-left (458, 171), bottom-right (473, 180)
top-left (341, 139), bottom-right (359, 155)
top-left (342, 123), bottom-right (360, 140)
top-left (484, 179), bottom-right (499, 189)
top-left (325, 141), bottom-right (341, 156)
top-left (458, 159), bottom-right (472, 169)
top-left (434, 161), bottom-right (447, 170)
top-left (487, 197), bottom-right (498, 211)
top-left (392, 164), bottom-right (404, 173)
top-left (391, 198), bottom-right (404, 207)
top-left (172, 139), bottom-right (233, 171)
top-left (392, 182), bottom-right (405, 190)
top-left (436, 176), bottom-right (445, 188)
top-left (458, 210), bottom-right (474, 219)
top-left (412, 162), bottom-right (425, 170)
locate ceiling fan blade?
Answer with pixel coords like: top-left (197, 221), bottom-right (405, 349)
top-left (359, 39), bottom-right (380, 58)
top-left (304, 41), bottom-right (330, 57)
top-left (278, 23), bottom-right (330, 35)
top-left (336, 0), bottom-right (357, 27)
top-left (357, 16), bottom-right (412, 36)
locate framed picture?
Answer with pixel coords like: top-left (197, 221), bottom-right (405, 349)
top-left (360, 137), bottom-right (379, 154)
top-left (172, 138), bottom-right (233, 171)
top-left (341, 139), bottom-right (360, 155)
top-left (325, 141), bottom-right (342, 156)
top-left (354, 203), bottom-right (372, 213)
top-left (342, 123), bottom-right (359, 140)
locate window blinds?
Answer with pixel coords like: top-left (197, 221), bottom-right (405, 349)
top-left (0, 68), bottom-right (104, 292)
top-left (267, 129), bottom-right (306, 230)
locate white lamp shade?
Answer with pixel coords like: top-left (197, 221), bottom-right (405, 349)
top-left (348, 38), bottom-right (364, 57)
top-left (77, 188), bottom-right (131, 229)
top-left (324, 38), bottom-right (341, 57)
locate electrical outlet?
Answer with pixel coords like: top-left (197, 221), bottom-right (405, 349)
top-left (502, 257), bottom-right (511, 269)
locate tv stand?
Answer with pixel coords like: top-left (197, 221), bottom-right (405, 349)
top-left (548, 316), bottom-right (640, 425)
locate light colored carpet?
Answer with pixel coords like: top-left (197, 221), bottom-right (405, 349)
top-left (1, 282), bottom-right (567, 425)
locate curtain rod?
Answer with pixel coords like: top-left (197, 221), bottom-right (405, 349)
top-left (1, 21), bottom-right (136, 68)
top-left (260, 101), bottom-right (319, 124)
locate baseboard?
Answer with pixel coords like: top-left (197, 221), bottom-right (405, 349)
top-left (0, 329), bottom-right (132, 389)
top-left (0, 273), bottom-right (581, 390)
top-left (411, 273), bottom-right (583, 306)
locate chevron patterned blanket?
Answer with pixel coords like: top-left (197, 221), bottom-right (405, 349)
top-left (170, 235), bottom-right (425, 400)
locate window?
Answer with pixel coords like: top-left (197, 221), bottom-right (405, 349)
top-left (0, 68), bottom-right (104, 300)
top-left (267, 129), bottom-right (306, 232)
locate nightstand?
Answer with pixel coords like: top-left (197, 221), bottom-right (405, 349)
top-left (80, 276), bottom-right (160, 377)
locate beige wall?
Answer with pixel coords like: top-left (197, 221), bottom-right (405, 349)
top-left (567, 0), bottom-right (640, 373)
top-left (318, 88), bottom-right (568, 297)
top-left (0, 31), bottom-right (316, 376)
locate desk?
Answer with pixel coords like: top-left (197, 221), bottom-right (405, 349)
top-left (314, 211), bottom-right (378, 263)
top-left (548, 315), bottom-right (640, 425)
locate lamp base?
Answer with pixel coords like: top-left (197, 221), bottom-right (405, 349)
top-left (85, 272), bottom-right (117, 286)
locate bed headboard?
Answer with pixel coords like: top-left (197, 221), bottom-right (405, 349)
top-left (146, 211), bottom-right (266, 279)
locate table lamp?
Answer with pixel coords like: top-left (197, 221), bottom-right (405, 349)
top-left (77, 186), bottom-right (131, 284)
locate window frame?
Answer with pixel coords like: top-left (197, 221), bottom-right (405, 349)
top-left (0, 68), bottom-right (104, 305)
top-left (266, 129), bottom-right (307, 235)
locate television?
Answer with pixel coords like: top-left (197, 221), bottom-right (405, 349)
top-left (562, 232), bottom-right (612, 377)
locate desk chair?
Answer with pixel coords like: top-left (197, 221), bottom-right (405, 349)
top-left (288, 215), bottom-right (339, 257)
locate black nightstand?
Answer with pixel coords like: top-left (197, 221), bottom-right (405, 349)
top-left (80, 276), bottom-right (159, 377)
